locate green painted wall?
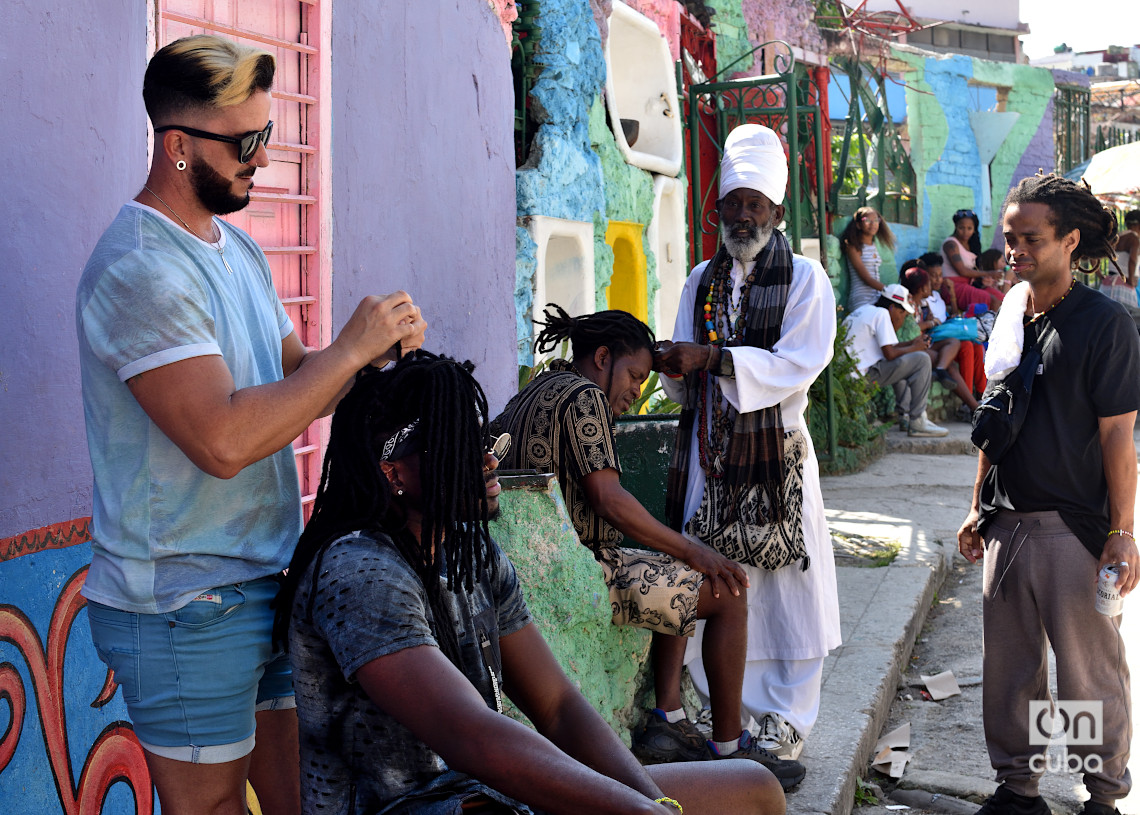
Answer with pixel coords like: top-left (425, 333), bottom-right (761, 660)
top-left (489, 474), bottom-right (652, 738)
top-left (970, 61), bottom-right (1054, 248)
top-left (925, 183), bottom-right (977, 253)
top-left (896, 50), bottom-right (942, 206)
top-left (706, 0), bottom-right (754, 77)
top-left (588, 95), bottom-right (663, 329)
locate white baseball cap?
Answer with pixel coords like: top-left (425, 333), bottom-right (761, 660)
top-left (882, 283), bottom-right (915, 314)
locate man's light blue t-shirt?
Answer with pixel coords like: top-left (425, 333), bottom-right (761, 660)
top-left (76, 202), bottom-right (302, 614)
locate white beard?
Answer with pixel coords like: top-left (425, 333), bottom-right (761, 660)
top-left (721, 220), bottom-right (775, 261)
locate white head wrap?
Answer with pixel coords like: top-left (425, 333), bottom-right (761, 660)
top-left (719, 124), bottom-right (788, 205)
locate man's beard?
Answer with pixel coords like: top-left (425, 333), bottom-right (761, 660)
top-left (721, 217), bottom-right (775, 261)
top-left (190, 155), bottom-right (253, 216)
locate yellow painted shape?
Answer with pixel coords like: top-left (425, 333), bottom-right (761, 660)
top-left (247, 783), bottom-right (262, 815)
top-left (604, 220), bottom-right (648, 323)
top-left (604, 221), bottom-right (652, 412)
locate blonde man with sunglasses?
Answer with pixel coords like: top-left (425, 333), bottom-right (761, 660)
top-left (76, 35), bottom-right (425, 815)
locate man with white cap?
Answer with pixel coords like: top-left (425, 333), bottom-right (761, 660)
top-left (655, 124), bottom-right (842, 768)
top-left (843, 284), bottom-right (949, 438)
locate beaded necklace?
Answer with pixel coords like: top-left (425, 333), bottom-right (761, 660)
top-left (703, 257), bottom-right (757, 346)
top-left (698, 254), bottom-right (754, 475)
top-left (1027, 278), bottom-right (1076, 324)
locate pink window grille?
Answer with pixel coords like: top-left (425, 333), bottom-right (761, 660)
top-left (157, 0), bottom-right (331, 516)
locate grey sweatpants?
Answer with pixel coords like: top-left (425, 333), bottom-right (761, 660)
top-left (866, 351), bottom-right (931, 421)
top-left (982, 510), bottom-right (1132, 804)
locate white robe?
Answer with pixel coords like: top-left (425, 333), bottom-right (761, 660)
top-left (660, 254), bottom-right (842, 666)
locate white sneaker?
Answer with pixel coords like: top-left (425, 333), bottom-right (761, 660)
top-left (908, 411), bottom-right (949, 438)
top-left (755, 713), bottom-right (804, 760)
top-left (692, 706), bottom-right (713, 739)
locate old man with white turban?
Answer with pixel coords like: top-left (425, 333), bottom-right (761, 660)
top-left (656, 124), bottom-right (841, 770)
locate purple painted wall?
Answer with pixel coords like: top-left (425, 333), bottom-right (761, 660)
top-left (1, 1), bottom-right (149, 538)
top-left (1011, 101), bottom-right (1057, 202)
top-left (1009, 70), bottom-right (1090, 224)
top-left (330, 3), bottom-right (518, 412)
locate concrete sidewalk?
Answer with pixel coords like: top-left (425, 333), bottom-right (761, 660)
top-left (791, 422), bottom-right (980, 815)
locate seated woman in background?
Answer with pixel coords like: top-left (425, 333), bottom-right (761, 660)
top-left (941, 209), bottom-right (1001, 313)
top-left (842, 207), bottom-right (895, 311)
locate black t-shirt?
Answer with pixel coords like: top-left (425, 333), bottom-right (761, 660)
top-left (979, 283), bottom-right (1140, 559)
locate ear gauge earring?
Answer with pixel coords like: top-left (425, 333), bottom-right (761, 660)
top-left (176, 160), bottom-right (187, 171)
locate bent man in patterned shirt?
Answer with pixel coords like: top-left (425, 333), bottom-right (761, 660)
top-left (491, 306), bottom-right (804, 790)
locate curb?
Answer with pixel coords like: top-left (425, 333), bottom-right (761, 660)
top-left (885, 424), bottom-right (978, 456)
top-left (795, 529), bottom-right (956, 811)
top-left (794, 552), bottom-right (951, 815)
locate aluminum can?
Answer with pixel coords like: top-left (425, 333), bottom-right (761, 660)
top-left (1096, 564), bottom-right (1124, 616)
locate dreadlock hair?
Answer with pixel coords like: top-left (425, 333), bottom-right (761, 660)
top-left (1004, 173), bottom-right (1119, 270)
top-left (274, 352), bottom-right (495, 669)
top-left (533, 303), bottom-right (655, 361)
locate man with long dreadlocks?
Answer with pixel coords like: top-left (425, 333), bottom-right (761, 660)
top-left (490, 307), bottom-right (805, 789)
top-left (280, 353), bottom-right (783, 815)
top-left (958, 175), bottom-right (1140, 815)
top-left (655, 124), bottom-right (840, 770)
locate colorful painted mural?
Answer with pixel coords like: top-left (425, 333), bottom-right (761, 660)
top-left (512, 0), bottom-right (835, 357)
top-left (2, 0), bottom-right (1095, 809)
top-left (827, 46), bottom-right (1058, 306)
top-left (0, 522), bottom-right (155, 814)
top-left (892, 48), bottom-right (1056, 263)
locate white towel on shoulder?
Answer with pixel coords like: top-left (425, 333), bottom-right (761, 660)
top-left (984, 282), bottom-right (1031, 380)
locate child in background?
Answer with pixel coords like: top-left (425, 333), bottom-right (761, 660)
top-left (918, 252), bottom-right (949, 323)
top-left (975, 249), bottom-right (1009, 299)
top-left (842, 207), bottom-right (896, 311)
top-left (900, 266), bottom-right (979, 417)
top-left (917, 254), bottom-right (985, 419)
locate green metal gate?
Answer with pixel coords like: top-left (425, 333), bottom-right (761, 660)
top-left (683, 42), bottom-right (837, 461)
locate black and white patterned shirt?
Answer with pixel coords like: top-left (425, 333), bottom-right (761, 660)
top-left (491, 360), bottom-right (623, 550)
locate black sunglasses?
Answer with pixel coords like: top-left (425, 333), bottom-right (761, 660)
top-left (954, 209), bottom-right (977, 220)
top-left (154, 121), bottom-right (274, 164)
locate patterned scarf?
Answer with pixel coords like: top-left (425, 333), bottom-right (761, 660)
top-left (665, 229), bottom-right (794, 529)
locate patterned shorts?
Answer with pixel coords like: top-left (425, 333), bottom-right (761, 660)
top-left (593, 546), bottom-right (703, 637)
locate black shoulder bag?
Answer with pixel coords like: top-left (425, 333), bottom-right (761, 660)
top-left (970, 324), bottom-right (1056, 465)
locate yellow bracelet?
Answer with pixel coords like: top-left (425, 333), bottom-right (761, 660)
top-left (655, 797), bottom-right (683, 813)
top-left (1109, 529), bottom-right (1135, 541)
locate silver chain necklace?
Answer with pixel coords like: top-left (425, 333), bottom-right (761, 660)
top-left (143, 185), bottom-right (234, 275)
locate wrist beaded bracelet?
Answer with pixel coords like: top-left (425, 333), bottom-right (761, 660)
top-left (1108, 529), bottom-right (1135, 541)
top-left (655, 797), bottom-right (683, 813)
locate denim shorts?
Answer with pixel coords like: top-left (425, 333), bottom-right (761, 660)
top-left (86, 575), bottom-right (294, 764)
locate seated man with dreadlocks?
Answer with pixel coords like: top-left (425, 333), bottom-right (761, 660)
top-left (278, 352), bottom-right (782, 815)
top-left (490, 307), bottom-right (805, 790)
